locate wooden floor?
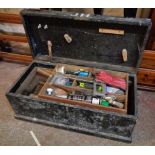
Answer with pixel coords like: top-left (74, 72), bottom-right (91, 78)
top-left (0, 61), bottom-right (155, 145)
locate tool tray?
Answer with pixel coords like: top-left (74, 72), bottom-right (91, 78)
top-left (6, 9), bottom-right (151, 142)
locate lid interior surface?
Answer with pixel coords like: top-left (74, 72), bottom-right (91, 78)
top-left (21, 10), bottom-right (151, 73)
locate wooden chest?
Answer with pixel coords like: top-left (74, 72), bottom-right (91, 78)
top-left (6, 9), bottom-right (151, 142)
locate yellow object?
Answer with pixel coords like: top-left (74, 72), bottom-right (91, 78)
top-left (79, 69), bottom-right (84, 72)
top-left (79, 82), bottom-right (85, 88)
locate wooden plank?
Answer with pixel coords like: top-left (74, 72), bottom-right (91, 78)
top-left (0, 13), bottom-right (22, 24)
top-left (99, 28), bottom-right (124, 35)
top-left (0, 34), bottom-right (27, 42)
top-left (138, 50), bottom-right (155, 90)
top-left (138, 84), bottom-right (155, 91)
top-left (0, 51), bottom-right (32, 64)
top-left (151, 41), bottom-right (155, 50)
top-left (140, 50), bottom-right (155, 69)
top-left (137, 68), bottom-right (155, 87)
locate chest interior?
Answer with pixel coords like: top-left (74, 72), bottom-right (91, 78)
top-left (12, 61), bottom-right (132, 115)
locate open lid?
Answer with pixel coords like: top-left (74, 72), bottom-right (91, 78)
top-left (21, 9), bottom-right (151, 73)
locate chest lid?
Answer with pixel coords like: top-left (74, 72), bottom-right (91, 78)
top-left (21, 9), bottom-right (151, 73)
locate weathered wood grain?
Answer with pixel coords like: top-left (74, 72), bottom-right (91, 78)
top-left (137, 68), bottom-right (155, 86)
top-left (0, 13), bottom-right (22, 24)
top-left (0, 34), bottom-right (27, 42)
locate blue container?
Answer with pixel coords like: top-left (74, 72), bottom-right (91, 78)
top-left (78, 72), bottom-right (89, 77)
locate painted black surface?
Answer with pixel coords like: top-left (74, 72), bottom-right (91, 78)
top-left (21, 9), bottom-right (151, 73)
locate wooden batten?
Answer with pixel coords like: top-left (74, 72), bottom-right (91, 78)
top-left (0, 13), bottom-right (22, 24)
top-left (0, 51), bottom-right (32, 64)
top-left (99, 28), bottom-right (124, 35)
top-left (0, 34), bottom-right (27, 42)
top-left (0, 12), bottom-right (29, 62)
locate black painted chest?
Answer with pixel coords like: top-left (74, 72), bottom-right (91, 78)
top-left (6, 9), bottom-right (151, 142)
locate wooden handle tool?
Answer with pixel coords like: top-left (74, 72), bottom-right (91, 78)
top-left (37, 68), bottom-right (51, 77)
top-left (64, 34), bottom-right (72, 43)
top-left (47, 40), bottom-right (52, 57)
top-left (122, 49), bottom-right (128, 62)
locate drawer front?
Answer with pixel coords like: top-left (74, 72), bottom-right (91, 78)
top-left (140, 50), bottom-right (155, 70)
top-left (138, 68), bottom-right (155, 86)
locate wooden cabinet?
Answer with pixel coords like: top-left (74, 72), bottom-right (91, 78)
top-left (147, 9), bottom-right (155, 50)
top-left (138, 50), bottom-right (155, 91)
top-left (137, 9), bottom-right (155, 91)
